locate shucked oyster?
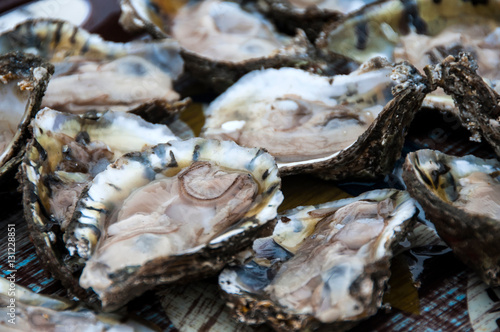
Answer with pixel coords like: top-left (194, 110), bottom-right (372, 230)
top-left (119, 0), bottom-right (322, 91)
top-left (0, 19), bottom-right (187, 122)
top-left (403, 149), bottom-right (500, 286)
top-left (0, 52), bottom-right (52, 181)
top-left (21, 107), bottom-right (179, 301)
top-left (219, 189), bottom-right (418, 331)
top-left (202, 58), bottom-right (429, 180)
top-left (63, 138), bottom-right (282, 310)
top-left (0, 277), bottom-right (158, 331)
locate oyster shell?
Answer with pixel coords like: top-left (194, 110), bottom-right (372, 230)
top-left (202, 58), bottom-right (429, 180)
top-left (0, 19), bottom-right (188, 122)
top-left (0, 52), bottom-right (52, 181)
top-left (21, 107), bottom-right (179, 302)
top-left (62, 138), bottom-right (282, 310)
top-left (403, 149), bottom-right (500, 286)
top-left (0, 277), bottom-right (159, 331)
top-left (119, 0), bottom-right (325, 91)
top-left (424, 53), bottom-right (500, 156)
top-left (219, 189), bottom-right (418, 331)
top-left (258, 0), bottom-right (378, 41)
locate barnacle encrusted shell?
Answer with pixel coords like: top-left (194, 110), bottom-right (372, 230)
top-left (219, 189), bottom-right (417, 331)
top-left (63, 138), bottom-right (282, 310)
top-left (202, 57), bottom-right (430, 180)
top-left (0, 19), bottom-right (188, 122)
top-left (119, 0), bottom-right (325, 91)
top-left (403, 149), bottom-right (500, 286)
top-left (424, 53), bottom-right (500, 156)
top-left (0, 52), bottom-right (53, 181)
top-left (21, 107), bottom-right (179, 302)
top-left (0, 278), bottom-right (159, 331)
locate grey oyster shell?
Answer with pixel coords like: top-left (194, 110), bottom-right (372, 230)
top-left (0, 19), bottom-right (189, 122)
top-left (21, 107), bottom-right (179, 303)
top-left (202, 57), bottom-right (430, 180)
top-left (63, 138), bottom-right (282, 310)
top-left (219, 189), bottom-right (418, 331)
top-left (403, 149), bottom-right (500, 286)
top-left (424, 53), bottom-right (500, 156)
top-left (119, 0), bottom-right (331, 92)
top-left (0, 52), bottom-right (53, 181)
top-left (0, 277), bottom-right (159, 331)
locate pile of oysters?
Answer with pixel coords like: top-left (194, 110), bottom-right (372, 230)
top-left (1, 0), bottom-right (499, 330)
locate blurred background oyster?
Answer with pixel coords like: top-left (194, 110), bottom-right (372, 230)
top-left (0, 19), bottom-right (189, 123)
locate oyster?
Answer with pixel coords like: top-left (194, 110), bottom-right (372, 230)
top-left (219, 189), bottom-right (418, 331)
top-left (403, 149), bottom-right (500, 286)
top-left (0, 19), bottom-right (188, 122)
top-left (424, 53), bottom-right (500, 156)
top-left (0, 277), bottom-right (159, 331)
top-left (119, 0), bottom-right (323, 91)
top-left (0, 52), bottom-right (52, 181)
top-left (21, 107), bottom-right (179, 301)
top-left (316, 0), bottom-right (500, 112)
top-left (62, 138), bottom-right (282, 310)
top-left (202, 58), bottom-right (429, 180)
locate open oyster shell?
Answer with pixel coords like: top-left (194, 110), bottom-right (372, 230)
top-left (202, 57), bottom-right (429, 180)
top-left (119, 0), bottom-right (326, 91)
top-left (219, 189), bottom-right (418, 331)
top-left (62, 138), bottom-right (282, 310)
top-left (0, 277), bottom-right (159, 331)
top-left (317, 0), bottom-right (500, 112)
top-left (0, 52), bottom-right (53, 181)
top-left (21, 107), bottom-right (179, 302)
top-left (403, 149), bottom-right (500, 286)
top-left (0, 19), bottom-right (188, 122)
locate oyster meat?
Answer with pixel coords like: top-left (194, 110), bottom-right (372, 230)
top-left (202, 58), bottom-right (429, 180)
top-left (219, 189), bottom-right (418, 331)
top-left (0, 19), bottom-right (187, 121)
top-left (21, 107), bottom-right (179, 301)
top-left (0, 52), bottom-right (52, 181)
top-left (62, 138), bottom-right (282, 310)
top-left (403, 149), bottom-right (500, 286)
top-left (119, 0), bottom-right (320, 91)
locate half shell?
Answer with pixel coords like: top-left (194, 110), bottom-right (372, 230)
top-left (219, 189), bottom-right (418, 331)
top-left (403, 149), bottom-right (500, 286)
top-left (63, 138), bottom-right (282, 310)
top-left (0, 19), bottom-right (188, 122)
top-left (21, 107), bottom-right (179, 302)
top-left (202, 58), bottom-right (429, 180)
top-left (0, 52), bottom-right (52, 181)
top-left (119, 0), bottom-right (326, 91)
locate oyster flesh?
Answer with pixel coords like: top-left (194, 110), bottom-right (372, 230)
top-left (219, 189), bottom-right (418, 331)
top-left (63, 138), bottom-right (282, 310)
top-left (0, 52), bottom-right (52, 181)
top-left (119, 0), bottom-right (321, 91)
top-left (202, 57), bottom-right (430, 180)
top-left (0, 19), bottom-right (187, 121)
top-left (21, 107), bottom-right (179, 301)
top-left (403, 149), bottom-right (500, 286)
